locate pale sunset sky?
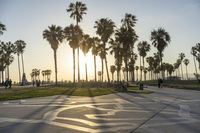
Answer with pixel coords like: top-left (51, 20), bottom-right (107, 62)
top-left (0, 0), bottom-right (200, 82)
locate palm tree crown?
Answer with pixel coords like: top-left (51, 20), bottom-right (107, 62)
top-left (64, 24), bottom-right (82, 49)
top-left (67, 1), bottom-right (87, 25)
top-left (43, 25), bottom-right (64, 50)
top-left (0, 22), bottom-right (6, 35)
top-left (94, 18), bottom-right (115, 43)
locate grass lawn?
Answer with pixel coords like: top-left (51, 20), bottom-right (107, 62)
top-left (0, 84), bottom-right (153, 101)
top-left (143, 80), bottom-right (200, 91)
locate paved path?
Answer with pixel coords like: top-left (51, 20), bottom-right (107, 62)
top-left (0, 86), bottom-right (200, 133)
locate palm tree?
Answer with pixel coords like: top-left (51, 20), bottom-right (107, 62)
top-left (115, 14), bottom-right (138, 82)
top-left (67, 1), bottom-right (87, 82)
top-left (150, 28), bottom-right (171, 79)
top-left (109, 38), bottom-right (123, 82)
top-left (179, 52), bottom-right (185, 80)
top-left (193, 43), bottom-right (200, 73)
top-left (80, 34), bottom-right (92, 82)
top-left (4, 42), bottom-right (15, 79)
top-left (110, 65), bottom-right (116, 81)
top-left (129, 53), bottom-right (137, 82)
top-left (14, 40), bottom-right (23, 83)
top-left (0, 22), bottom-right (6, 35)
top-left (64, 24), bottom-right (82, 83)
top-left (115, 27), bottom-right (137, 82)
top-left (94, 18), bottom-right (115, 82)
top-left (91, 37), bottom-right (100, 82)
top-left (15, 40), bottom-right (27, 81)
top-left (146, 56), bottom-right (154, 80)
top-left (137, 41), bottom-right (151, 81)
top-left (176, 59), bottom-right (182, 78)
top-left (97, 44), bottom-right (108, 82)
top-left (0, 41), bottom-right (6, 82)
top-left (191, 47), bottom-right (198, 75)
top-left (43, 25), bottom-right (64, 85)
top-left (183, 59), bottom-right (189, 80)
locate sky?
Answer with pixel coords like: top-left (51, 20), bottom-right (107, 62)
top-left (0, 0), bottom-right (200, 82)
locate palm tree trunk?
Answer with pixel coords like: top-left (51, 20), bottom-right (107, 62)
top-left (101, 58), bottom-right (104, 82)
top-left (17, 55), bottom-right (21, 83)
top-left (132, 66), bottom-right (135, 82)
top-left (193, 55), bottom-right (198, 75)
top-left (76, 20), bottom-right (80, 82)
top-left (73, 49), bottom-right (75, 83)
top-left (53, 49), bottom-right (58, 85)
top-left (85, 55), bottom-right (88, 82)
top-left (186, 65), bottom-right (188, 80)
top-left (77, 48), bottom-right (80, 82)
top-left (140, 56), bottom-right (142, 81)
top-left (7, 65), bottom-right (9, 79)
top-left (112, 73), bottom-right (114, 81)
top-left (181, 62), bottom-right (183, 80)
top-left (21, 53), bottom-right (25, 74)
top-left (143, 57), bottom-right (145, 81)
top-left (94, 55), bottom-right (97, 82)
top-left (136, 70), bottom-right (138, 81)
top-left (105, 56), bottom-right (110, 82)
top-left (117, 70), bottom-right (119, 82)
top-left (2, 71), bottom-right (4, 83)
top-left (159, 53), bottom-right (164, 79)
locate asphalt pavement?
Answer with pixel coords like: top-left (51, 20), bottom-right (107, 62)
top-left (0, 86), bottom-right (200, 133)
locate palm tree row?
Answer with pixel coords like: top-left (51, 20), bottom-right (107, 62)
top-left (42, 1), bottom-right (198, 84)
top-left (0, 22), bottom-right (28, 84)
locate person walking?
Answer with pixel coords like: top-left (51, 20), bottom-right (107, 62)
top-left (9, 79), bottom-right (12, 88)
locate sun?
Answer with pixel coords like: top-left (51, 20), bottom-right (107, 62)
top-left (79, 52), bottom-right (95, 81)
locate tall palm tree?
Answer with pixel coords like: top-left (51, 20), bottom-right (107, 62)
top-left (94, 18), bottom-right (115, 82)
top-left (137, 41), bottom-right (151, 81)
top-left (67, 1), bottom-right (87, 82)
top-left (64, 24), bottom-right (82, 83)
top-left (0, 22), bottom-right (6, 35)
top-left (183, 59), bottom-right (189, 80)
top-left (115, 27), bottom-right (137, 82)
top-left (109, 38), bottom-right (123, 82)
top-left (97, 44), bottom-right (108, 82)
top-left (193, 43), bottom-right (200, 74)
top-left (43, 25), bottom-right (64, 85)
top-left (110, 65), bottom-right (116, 81)
top-left (15, 40), bottom-right (26, 75)
top-left (191, 47), bottom-right (198, 75)
top-left (179, 52), bottom-right (185, 80)
top-left (91, 37), bottom-right (100, 82)
top-left (115, 14), bottom-right (138, 82)
top-left (4, 42), bottom-right (15, 79)
top-left (0, 41), bottom-right (6, 82)
top-left (14, 40), bottom-right (25, 83)
top-left (80, 34), bottom-right (92, 82)
top-left (150, 28), bottom-right (171, 79)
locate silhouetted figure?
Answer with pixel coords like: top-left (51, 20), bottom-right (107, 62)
top-left (160, 79), bottom-right (163, 88)
top-left (36, 80), bottom-right (41, 87)
top-left (9, 79), bottom-right (12, 88)
top-left (139, 83), bottom-right (144, 90)
top-left (32, 80), bottom-right (35, 87)
top-left (158, 79), bottom-right (161, 88)
top-left (158, 78), bottom-right (163, 88)
top-left (5, 79), bottom-right (9, 89)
